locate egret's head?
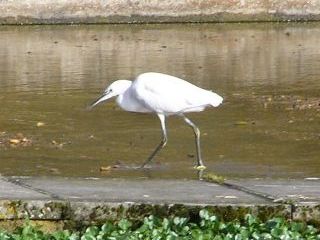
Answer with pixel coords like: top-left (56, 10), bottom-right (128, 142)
top-left (90, 80), bottom-right (131, 108)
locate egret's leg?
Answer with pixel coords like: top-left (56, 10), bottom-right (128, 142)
top-left (181, 114), bottom-right (205, 167)
top-left (141, 114), bottom-right (167, 168)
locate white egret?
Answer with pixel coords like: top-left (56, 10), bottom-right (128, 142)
top-left (90, 72), bottom-right (223, 168)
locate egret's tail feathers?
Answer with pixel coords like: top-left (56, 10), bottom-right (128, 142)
top-left (210, 93), bottom-right (223, 107)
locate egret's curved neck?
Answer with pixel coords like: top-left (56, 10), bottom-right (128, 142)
top-left (115, 82), bottom-right (132, 110)
top-left (116, 94), bottom-right (124, 106)
top-left (116, 86), bottom-right (150, 113)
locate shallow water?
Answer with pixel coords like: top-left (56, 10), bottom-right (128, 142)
top-left (0, 23), bottom-right (319, 179)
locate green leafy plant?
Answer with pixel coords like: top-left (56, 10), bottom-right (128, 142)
top-left (0, 210), bottom-right (319, 240)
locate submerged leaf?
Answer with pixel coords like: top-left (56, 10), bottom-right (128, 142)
top-left (36, 122), bottom-right (45, 127)
top-left (9, 139), bottom-right (20, 144)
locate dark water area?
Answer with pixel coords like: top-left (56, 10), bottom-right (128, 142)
top-left (0, 23), bottom-right (319, 179)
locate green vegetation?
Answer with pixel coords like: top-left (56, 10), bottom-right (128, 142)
top-left (0, 210), bottom-right (319, 240)
top-left (202, 172), bottom-right (225, 184)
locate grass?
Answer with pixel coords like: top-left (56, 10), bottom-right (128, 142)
top-left (0, 210), bottom-right (319, 240)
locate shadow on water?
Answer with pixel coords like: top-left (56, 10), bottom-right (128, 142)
top-left (0, 23), bottom-right (319, 179)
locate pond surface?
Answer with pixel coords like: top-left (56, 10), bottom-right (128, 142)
top-left (0, 23), bottom-right (319, 179)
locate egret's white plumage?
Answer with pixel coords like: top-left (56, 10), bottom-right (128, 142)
top-left (90, 72), bottom-right (223, 168)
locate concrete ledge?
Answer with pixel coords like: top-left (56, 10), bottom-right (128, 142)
top-left (0, 0), bottom-right (320, 24)
top-left (0, 176), bottom-right (319, 229)
top-left (0, 200), bottom-right (67, 220)
top-left (0, 200), bottom-right (291, 230)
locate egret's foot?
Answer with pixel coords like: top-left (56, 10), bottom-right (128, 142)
top-left (139, 163), bottom-right (155, 169)
top-left (140, 163), bottom-right (148, 169)
top-left (194, 165), bottom-right (207, 170)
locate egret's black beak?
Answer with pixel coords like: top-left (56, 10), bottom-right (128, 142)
top-left (88, 91), bottom-right (112, 110)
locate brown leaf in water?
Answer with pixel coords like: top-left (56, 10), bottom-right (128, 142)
top-left (36, 122), bottom-right (45, 127)
top-left (100, 166), bottom-right (112, 171)
top-left (234, 121), bottom-right (248, 126)
top-left (9, 139), bottom-right (20, 144)
top-left (49, 168), bottom-right (61, 174)
top-left (51, 140), bottom-right (64, 149)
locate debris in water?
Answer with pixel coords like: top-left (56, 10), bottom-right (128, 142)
top-left (234, 121), bottom-right (248, 126)
top-left (8, 133), bottom-right (32, 147)
top-left (36, 122), bottom-right (45, 127)
top-left (112, 164), bottom-right (121, 169)
top-left (49, 168), bottom-right (61, 174)
top-left (9, 139), bottom-right (20, 144)
top-left (100, 166), bottom-right (112, 171)
top-left (51, 140), bottom-right (65, 149)
top-left (89, 135), bottom-right (95, 139)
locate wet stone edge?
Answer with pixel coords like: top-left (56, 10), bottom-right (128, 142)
top-left (0, 200), bottom-right (294, 229)
top-left (1, 13), bottom-right (320, 25)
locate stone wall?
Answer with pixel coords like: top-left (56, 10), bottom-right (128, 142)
top-left (0, 0), bottom-right (320, 24)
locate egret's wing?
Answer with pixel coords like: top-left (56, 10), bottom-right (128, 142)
top-left (131, 73), bottom-right (221, 114)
